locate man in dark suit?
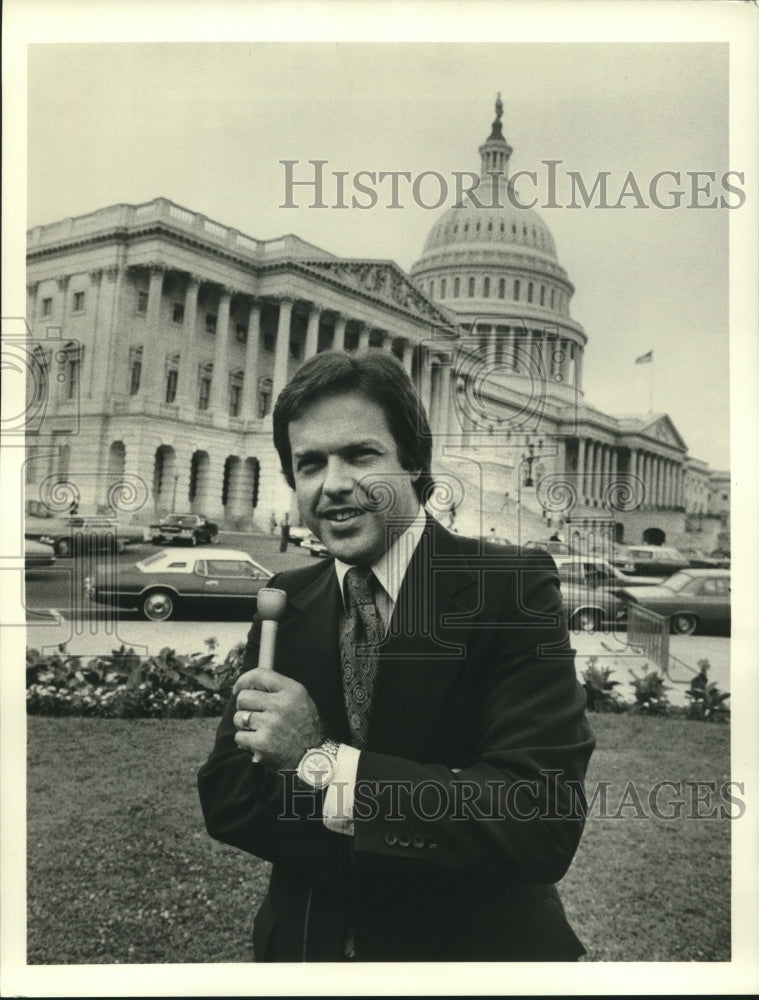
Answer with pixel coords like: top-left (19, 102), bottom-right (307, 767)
top-left (198, 351), bottom-right (594, 962)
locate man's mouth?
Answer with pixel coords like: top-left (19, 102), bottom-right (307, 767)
top-left (322, 508), bottom-right (362, 524)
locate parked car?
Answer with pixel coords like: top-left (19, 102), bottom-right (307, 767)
top-left (523, 539), bottom-right (576, 556)
top-left (552, 556), bottom-right (660, 591)
top-left (679, 548), bottom-right (730, 570)
top-left (300, 532), bottom-right (330, 557)
top-left (24, 538), bottom-right (56, 570)
top-left (288, 526), bottom-right (312, 547)
top-left (25, 514), bottom-right (150, 557)
top-left (608, 544), bottom-right (691, 577)
top-left (618, 568), bottom-right (730, 636)
top-left (558, 577), bottom-right (628, 633)
top-left (150, 513), bottom-right (218, 547)
top-left (85, 547), bottom-right (273, 621)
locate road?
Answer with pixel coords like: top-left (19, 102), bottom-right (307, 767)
top-left (22, 530), bottom-right (730, 708)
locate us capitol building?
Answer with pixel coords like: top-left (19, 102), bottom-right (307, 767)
top-left (24, 99), bottom-right (728, 550)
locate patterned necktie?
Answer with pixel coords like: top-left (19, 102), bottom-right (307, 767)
top-left (340, 566), bottom-right (383, 749)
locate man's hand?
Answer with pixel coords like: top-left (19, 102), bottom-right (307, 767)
top-left (233, 667), bottom-right (325, 771)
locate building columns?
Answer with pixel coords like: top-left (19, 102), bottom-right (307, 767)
top-left (139, 264), bottom-right (166, 400)
top-left (304, 304), bottom-right (321, 360)
top-left (208, 287), bottom-right (233, 414)
top-left (333, 314), bottom-right (347, 352)
top-left (176, 276), bottom-right (201, 408)
top-left (272, 298), bottom-right (293, 402)
top-left (240, 300), bottom-right (262, 420)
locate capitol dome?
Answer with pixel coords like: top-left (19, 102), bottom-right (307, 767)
top-left (411, 96), bottom-right (580, 320)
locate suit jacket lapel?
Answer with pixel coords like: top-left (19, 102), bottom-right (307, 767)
top-left (274, 565), bottom-right (351, 743)
top-left (367, 517), bottom-right (478, 758)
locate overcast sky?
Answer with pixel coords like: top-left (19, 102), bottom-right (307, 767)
top-left (27, 41), bottom-right (734, 468)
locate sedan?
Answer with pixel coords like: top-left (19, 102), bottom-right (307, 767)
top-left (618, 569), bottom-right (730, 636)
top-left (300, 533), bottom-right (330, 557)
top-left (609, 544), bottom-right (691, 577)
top-left (555, 563), bottom-right (629, 633)
top-left (150, 513), bottom-right (218, 546)
top-left (26, 515), bottom-right (150, 557)
top-left (24, 539), bottom-right (56, 570)
top-left (85, 547), bottom-right (273, 621)
top-left (552, 556), bottom-right (660, 591)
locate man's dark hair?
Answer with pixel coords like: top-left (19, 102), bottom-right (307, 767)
top-left (272, 351), bottom-right (434, 502)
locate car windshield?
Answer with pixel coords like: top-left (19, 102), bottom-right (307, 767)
top-left (165, 515), bottom-right (196, 526)
top-left (140, 551), bottom-right (168, 566)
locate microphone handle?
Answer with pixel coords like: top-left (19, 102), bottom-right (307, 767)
top-left (258, 619), bottom-right (279, 672)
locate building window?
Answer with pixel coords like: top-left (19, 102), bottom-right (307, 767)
top-left (483, 277), bottom-right (490, 298)
top-left (263, 332), bottom-right (275, 352)
top-left (539, 285), bottom-right (545, 306)
top-left (66, 358), bottom-right (79, 399)
top-left (527, 282), bottom-right (534, 304)
top-left (258, 377), bottom-right (272, 418)
top-left (42, 297), bottom-right (53, 317)
top-left (229, 371), bottom-right (244, 416)
top-left (165, 368), bottom-right (178, 403)
top-left (129, 346), bottom-right (143, 395)
top-left (235, 321), bottom-right (248, 343)
top-left (137, 290), bottom-right (148, 315)
top-left (498, 278), bottom-right (505, 299)
top-left (205, 313), bottom-right (217, 335)
top-left (172, 303), bottom-right (185, 324)
top-left (468, 277), bottom-right (475, 297)
top-left (550, 288), bottom-right (555, 309)
top-left (197, 366), bottom-right (212, 410)
top-left (453, 277), bottom-right (460, 298)
top-left (72, 291), bottom-right (85, 313)
top-left (440, 279), bottom-right (446, 299)
top-left (514, 280), bottom-right (520, 301)
top-left (289, 339), bottom-right (303, 361)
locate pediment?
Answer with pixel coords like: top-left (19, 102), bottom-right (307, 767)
top-left (300, 259), bottom-right (449, 325)
top-left (640, 414), bottom-right (688, 451)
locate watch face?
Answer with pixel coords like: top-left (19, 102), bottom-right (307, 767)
top-left (300, 749), bottom-right (336, 788)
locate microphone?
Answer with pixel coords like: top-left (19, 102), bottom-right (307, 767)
top-left (256, 587), bottom-right (288, 671)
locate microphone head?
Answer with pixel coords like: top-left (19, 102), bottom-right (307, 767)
top-left (257, 587), bottom-right (288, 621)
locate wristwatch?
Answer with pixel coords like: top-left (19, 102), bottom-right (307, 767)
top-left (296, 738), bottom-right (341, 789)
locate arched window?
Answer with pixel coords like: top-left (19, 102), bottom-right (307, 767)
top-left (514, 280), bottom-right (520, 301)
top-left (539, 285), bottom-right (545, 306)
top-left (483, 277), bottom-right (490, 298)
top-left (550, 288), bottom-right (555, 309)
top-left (454, 277), bottom-right (460, 298)
top-left (468, 277), bottom-right (475, 297)
top-left (440, 279), bottom-right (446, 299)
top-left (498, 278), bottom-right (505, 298)
top-left (527, 282), bottom-right (534, 304)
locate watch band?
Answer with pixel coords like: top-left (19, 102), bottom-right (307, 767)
top-left (295, 738), bottom-right (341, 789)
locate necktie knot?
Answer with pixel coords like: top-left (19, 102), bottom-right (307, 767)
top-left (344, 565), bottom-right (376, 609)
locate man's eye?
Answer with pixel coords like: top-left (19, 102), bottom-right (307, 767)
top-left (296, 458), bottom-right (322, 474)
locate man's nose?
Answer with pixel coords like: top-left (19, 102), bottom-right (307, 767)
top-left (322, 456), bottom-right (353, 497)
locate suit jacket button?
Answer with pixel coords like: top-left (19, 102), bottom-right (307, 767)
top-left (427, 838), bottom-right (439, 850)
top-left (412, 835), bottom-right (425, 849)
top-left (383, 832), bottom-right (398, 847)
top-left (398, 834), bottom-right (411, 848)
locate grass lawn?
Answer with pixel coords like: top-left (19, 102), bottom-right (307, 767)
top-left (26, 714), bottom-right (731, 964)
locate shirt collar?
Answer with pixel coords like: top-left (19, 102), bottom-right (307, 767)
top-left (334, 504), bottom-right (426, 609)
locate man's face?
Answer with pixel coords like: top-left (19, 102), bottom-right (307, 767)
top-left (288, 390), bottom-right (421, 565)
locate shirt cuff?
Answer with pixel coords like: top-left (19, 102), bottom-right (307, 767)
top-left (322, 743), bottom-right (361, 836)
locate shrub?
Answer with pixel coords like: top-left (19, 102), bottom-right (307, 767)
top-left (582, 657), bottom-right (627, 713)
top-left (628, 664), bottom-right (670, 716)
top-left (26, 640), bottom-right (244, 719)
top-left (685, 659), bottom-right (730, 723)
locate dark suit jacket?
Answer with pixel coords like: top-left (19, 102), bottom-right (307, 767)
top-left (198, 517), bottom-right (595, 962)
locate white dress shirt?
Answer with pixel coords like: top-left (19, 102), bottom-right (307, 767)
top-left (322, 504), bottom-right (427, 835)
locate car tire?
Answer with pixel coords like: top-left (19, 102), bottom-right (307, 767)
top-left (54, 537), bottom-right (71, 557)
top-left (671, 613), bottom-right (697, 636)
top-left (571, 608), bottom-right (602, 633)
top-left (141, 590), bottom-right (175, 622)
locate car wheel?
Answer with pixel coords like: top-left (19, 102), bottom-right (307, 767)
top-left (671, 613), bottom-right (697, 636)
top-left (571, 608), bottom-right (602, 633)
top-left (54, 537), bottom-right (71, 557)
top-left (141, 590), bottom-right (175, 622)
